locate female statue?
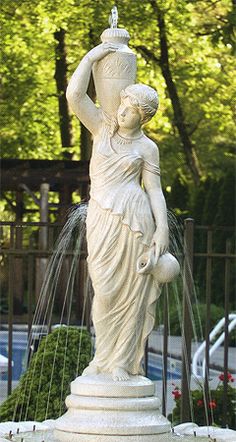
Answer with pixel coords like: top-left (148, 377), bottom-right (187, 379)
top-left (66, 43), bottom-right (169, 381)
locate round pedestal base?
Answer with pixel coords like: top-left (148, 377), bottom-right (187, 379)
top-left (55, 374), bottom-right (171, 441)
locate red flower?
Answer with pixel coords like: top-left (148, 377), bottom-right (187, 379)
top-left (197, 399), bottom-right (203, 407)
top-left (209, 400), bottom-right (217, 409)
top-left (172, 388), bottom-right (181, 400)
top-left (219, 372), bottom-right (235, 382)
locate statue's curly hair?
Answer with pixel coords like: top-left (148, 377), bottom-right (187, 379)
top-left (121, 84), bottom-right (159, 124)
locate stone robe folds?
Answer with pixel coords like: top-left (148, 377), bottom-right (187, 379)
top-left (86, 121), bottom-right (161, 375)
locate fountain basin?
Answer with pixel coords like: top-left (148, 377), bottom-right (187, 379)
top-left (1, 420), bottom-right (236, 441)
top-left (3, 427), bottom-right (236, 442)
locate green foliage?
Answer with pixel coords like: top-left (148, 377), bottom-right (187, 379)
top-left (190, 179), bottom-right (211, 225)
top-left (1, 0), bottom-right (62, 159)
top-left (165, 301), bottom-right (224, 339)
top-left (156, 280), bottom-right (228, 341)
top-left (1, 0), bottom-right (235, 185)
top-left (166, 173), bottom-right (190, 218)
top-left (0, 326), bottom-right (92, 422)
top-left (169, 375), bottom-right (236, 429)
top-left (191, 303), bottom-right (225, 339)
top-left (214, 166), bottom-right (236, 228)
top-left (190, 167), bottom-right (236, 306)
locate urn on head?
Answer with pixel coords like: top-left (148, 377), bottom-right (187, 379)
top-left (92, 26), bottom-right (137, 117)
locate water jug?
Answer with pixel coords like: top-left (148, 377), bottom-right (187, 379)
top-left (92, 27), bottom-right (137, 118)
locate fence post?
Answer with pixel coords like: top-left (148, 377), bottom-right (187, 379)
top-left (204, 229), bottom-right (213, 419)
top-left (14, 190), bottom-right (24, 307)
top-left (7, 225), bottom-right (14, 396)
top-left (27, 237), bottom-right (34, 337)
top-left (222, 239), bottom-right (231, 427)
top-left (36, 183), bottom-right (49, 300)
top-left (181, 218), bottom-right (194, 423)
top-left (162, 284), bottom-right (169, 416)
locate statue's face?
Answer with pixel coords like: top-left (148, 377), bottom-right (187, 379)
top-left (117, 97), bottom-right (141, 130)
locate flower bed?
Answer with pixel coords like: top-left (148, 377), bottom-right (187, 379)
top-left (169, 372), bottom-right (236, 429)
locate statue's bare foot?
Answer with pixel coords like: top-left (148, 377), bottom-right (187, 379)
top-left (82, 363), bottom-right (99, 376)
top-left (112, 367), bottom-right (130, 381)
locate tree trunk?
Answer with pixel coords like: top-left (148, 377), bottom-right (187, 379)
top-left (54, 28), bottom-right (73, 159)
top-left (149, 0), bottom-right (202, 185)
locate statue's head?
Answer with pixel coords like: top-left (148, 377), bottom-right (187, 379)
top-left (121, 84), bottom-right (159, 125)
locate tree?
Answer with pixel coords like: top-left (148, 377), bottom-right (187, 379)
top-left (137, 1), bottom-right (202, 184)
top-left (1, 0), bottom-right (235, 189)
top-left (54, 28), bottom-right (73, 158)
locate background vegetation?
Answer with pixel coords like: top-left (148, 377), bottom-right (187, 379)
top-left (0, 327), bottom-right (92, 421)
top-left (169, 374), bottom-right (236, 429)
top-left (1, 0), bottom-right (235, 179)
top-left (1, 1), bottom-right (235, 305)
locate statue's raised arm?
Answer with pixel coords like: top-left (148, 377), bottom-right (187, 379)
top-left (66, 43), bottom-right (118, 136)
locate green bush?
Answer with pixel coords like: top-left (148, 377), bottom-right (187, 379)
top-left (0, 326), bottom-right (92, 422)
top-left (190, 303), bottom-right (225, 340)
top-left (169, 373), bottom-right (236, 429)
top-left (157, 298), bottom-right (225, 341)
top-left (193, 170), bottom-right (236, 307)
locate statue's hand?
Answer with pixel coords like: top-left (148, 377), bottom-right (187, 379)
top-left (87, 43), bottom-right (119, 64)
top-left (151, 226), bottom-right (169, 264)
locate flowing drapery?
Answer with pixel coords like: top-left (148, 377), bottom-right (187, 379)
top-left (86, 122), bottom-right (161, 375)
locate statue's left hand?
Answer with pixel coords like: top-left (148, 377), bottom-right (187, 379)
top-left (151, 226), bottom-right (169, 263)
top-left (87, 43), bottom-right (119, 64)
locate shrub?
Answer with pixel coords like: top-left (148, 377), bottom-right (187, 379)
top-left (169, 372), bottom-right (236, 429)
top-left (0, 326), bottom-right (92, 422)
top-left (157, 299), bottom-right (225, 341)
top-left (190, 303), bottom-right (225, 340)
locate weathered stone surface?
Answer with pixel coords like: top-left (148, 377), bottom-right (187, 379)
top-left (55, 375), bottom-right (170, 440)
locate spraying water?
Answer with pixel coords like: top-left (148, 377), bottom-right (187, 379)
top-left (1, 207), bottom-right (233, 441)
top-left (11, 204), bottom-right (90, 423)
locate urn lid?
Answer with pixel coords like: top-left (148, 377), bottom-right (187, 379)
top-left (101, 28), bottom-right (130, 45)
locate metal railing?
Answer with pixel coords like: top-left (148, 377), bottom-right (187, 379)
top-left (192, 314), bottom-right (236, 379)
top-left (0, 219), bottom-right (235, 427)
top-left (169, 219), bottom-right (235, 426)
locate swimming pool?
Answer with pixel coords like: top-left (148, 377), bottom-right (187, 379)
top-left (147, 352), bottom-right (182, 381)
top-left (0, 330), bottom-right (182, 382)
top-left (0, 331), bottom-right (28, 381)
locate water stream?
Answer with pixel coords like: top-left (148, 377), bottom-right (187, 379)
top-left (2, 206), bottom-right (227, 440)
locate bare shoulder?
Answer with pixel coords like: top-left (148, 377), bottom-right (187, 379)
top-left (141, 134), bottom-right (159, 162)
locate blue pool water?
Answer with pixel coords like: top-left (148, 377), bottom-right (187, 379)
top-left (0, 331), bottom-right (182, 382)
top-left (0, 332), bottom-right (28, 380)
top-left (147, 352), bottom-right (181, 381)
top-left (148, 365), bottom-right (181, 381)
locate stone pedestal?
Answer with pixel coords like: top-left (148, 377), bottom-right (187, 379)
top-left (55, 374), bottom-right (171, 441)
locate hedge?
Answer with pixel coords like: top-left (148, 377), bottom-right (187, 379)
top-left (0, 326), bottom-right (92, 422)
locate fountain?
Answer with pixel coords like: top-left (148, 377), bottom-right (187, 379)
top-left (1, 6), bottom-right (236, 442)
top-left (53, 5), bottom-right (177, 440)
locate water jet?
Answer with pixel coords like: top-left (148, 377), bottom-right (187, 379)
top-left (1, 6), bottom-right (236, 442)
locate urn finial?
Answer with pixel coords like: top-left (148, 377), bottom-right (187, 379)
top-left (109, 6), bottom-right (118, 29)
top-left (93, 6), bottom-right (137, 117)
